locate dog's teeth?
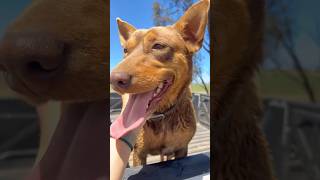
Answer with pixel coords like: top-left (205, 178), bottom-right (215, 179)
top-left (156, 88), bottom-right (161, 94)
top-left (158, 83), bottom-right (164, 89)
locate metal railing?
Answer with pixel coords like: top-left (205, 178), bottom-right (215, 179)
top-left (263, 99), bottom-right (320, 180)
top-left (4, 97), bottom-right (320, 179)
top-left (0, 99), bottom-right (39, 160)
top-left (192, 93), bottom-right (210, 129)
top-left (110, 92), bottom-right (211, 129)
top-left (110, 93), bottom-right (122, 113)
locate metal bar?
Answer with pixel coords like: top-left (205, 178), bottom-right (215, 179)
top-left (0, 149), bottom-right (37, 160)
top-left (0, 122), bottom-right (38, 153)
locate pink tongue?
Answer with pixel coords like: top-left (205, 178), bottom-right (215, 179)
top-left (110, 91), bottom-right (154, 139)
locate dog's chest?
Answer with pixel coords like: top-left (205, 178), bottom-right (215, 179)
top-left (138, 115), bottom-right (196, 155)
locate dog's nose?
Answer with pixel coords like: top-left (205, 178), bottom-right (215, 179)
top-left (110, 72), bottom-right (131, 89)
top-left (0, 33), bottom-right (67, 80)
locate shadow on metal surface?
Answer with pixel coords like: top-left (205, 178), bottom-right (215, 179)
top-left (123, 152), bottom-right (210, 180)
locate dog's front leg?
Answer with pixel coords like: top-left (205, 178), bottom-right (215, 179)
top-left (174, 147), bottom-right (188, 159)
top-left (133, 148), bottom-right (147, 166)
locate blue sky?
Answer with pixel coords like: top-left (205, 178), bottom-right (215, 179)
top-left (110, 0), bottom-right (211, 83)
top-left (263, 0), bottom-right (320, 70)
top-left (1, 0), bottom-right (318, 74)
top-left (0, 0), bottom-right (211, 82)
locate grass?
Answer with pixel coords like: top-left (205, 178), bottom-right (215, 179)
top-left (191, 83), bottom-right (210, 94)
top-left (110, 83), bottom-right (210, 94)
top-left (4, 70), bottom-right (320, 102)
top-left (255, 70), bottom-right (320, 103)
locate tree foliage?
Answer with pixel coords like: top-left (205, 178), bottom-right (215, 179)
top-left (265, 0), bottom-right (316, 103)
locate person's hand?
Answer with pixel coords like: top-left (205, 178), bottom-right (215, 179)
top-left (110, 116), bottom-right (146, 180)
top-left (110, 92), bottom-right (152, 180)
top-left (117, 125), bottom-right (142, 151)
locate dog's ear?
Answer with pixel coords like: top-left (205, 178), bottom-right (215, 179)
top-left (173, 0), bottom-right (210, 53)
top-left (117, 18), bottom-right (136, 46)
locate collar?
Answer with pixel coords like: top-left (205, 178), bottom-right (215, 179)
top-left (147, 103), bottom-right (177, 122)
top-left (147, 87), bottom-right (188, 122)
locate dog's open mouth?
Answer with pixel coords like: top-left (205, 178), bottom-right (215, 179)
top-left (110, 79), bottom-right (172, 139)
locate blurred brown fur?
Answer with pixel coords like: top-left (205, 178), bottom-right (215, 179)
top-left (0, 0), bottom-right (108, 169)
top-left (213, 0), bottom-right (276, 179)
top-left (0, 0), bottom-right (108, 104)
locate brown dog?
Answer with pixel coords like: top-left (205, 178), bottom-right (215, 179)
top-left (0, 0), bottom-right (108, 179)
top-left (110, 0), bottom-right (210, 166)
top-left (213, 0), bottom-right (276, 179)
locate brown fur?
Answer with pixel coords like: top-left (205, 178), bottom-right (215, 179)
top-left (213, 0), bottom-right (276, 179)
top-left (133, 89), bottom-right (197, 166)
top-left (0, 0), bottom-right (109, 172)
top-left (112, 0), bottom-right (209, 166)
top-left (0, 0), bottom-right (108, 104)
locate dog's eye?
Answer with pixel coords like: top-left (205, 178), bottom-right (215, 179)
top-left (152, 43), bottom-right (166, 50)
top-left (123, 48), bottom-right (128, 54)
